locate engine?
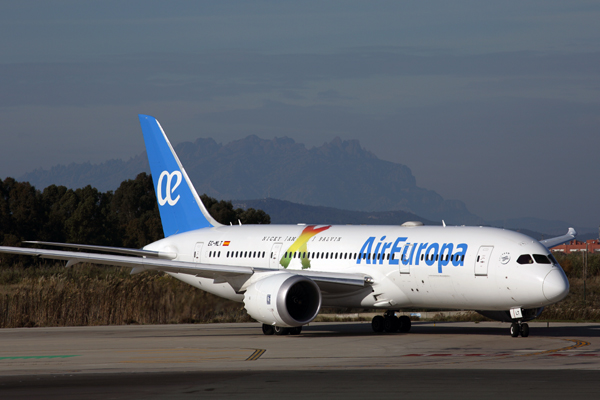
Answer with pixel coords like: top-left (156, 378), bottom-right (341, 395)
top-left (243, 273), bottom-right (322, 327)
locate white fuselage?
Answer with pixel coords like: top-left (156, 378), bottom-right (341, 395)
top-left (144, 224), bottom-right (569, 312)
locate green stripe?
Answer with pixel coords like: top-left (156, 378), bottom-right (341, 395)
top-left (0, 355), bottom-right (80, 360)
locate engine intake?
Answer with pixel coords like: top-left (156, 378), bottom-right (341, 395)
top-left (243, 273), bottom-right (322, 327)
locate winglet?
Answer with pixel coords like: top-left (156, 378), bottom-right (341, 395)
top-left (539, 227), bottom-right (577, 249)
top-left (138, 115), bottom-right (222, 237)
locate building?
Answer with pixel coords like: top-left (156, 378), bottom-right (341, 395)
top-left (551, 239), bottom-right (600, 253)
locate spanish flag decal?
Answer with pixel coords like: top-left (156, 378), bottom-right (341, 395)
top-left (223, 241), bottom-right (231, 246)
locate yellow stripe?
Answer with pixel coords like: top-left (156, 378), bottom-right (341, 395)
top-left (246, 349), bottom-right (266, 361)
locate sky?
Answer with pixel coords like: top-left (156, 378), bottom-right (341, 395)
top-left (1, 1), bottom-right (599, 228)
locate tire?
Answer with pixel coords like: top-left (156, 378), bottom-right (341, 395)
top-left (262, 324), bottom-right (275, 335)
top-left (520, 323), bottom-right (530, 337)
top-left (372, 316), bottom-right (384, 333)
top-left (510, 323), bottom-right (520, 337)
top-left (399, 315), bottom-right (412, 333)
top-left (289, 326), bottom-right (302, 335)
top-left (274, 326), bottom-right (290, 335)
top-left (383, 316), bottom-right (399, 333)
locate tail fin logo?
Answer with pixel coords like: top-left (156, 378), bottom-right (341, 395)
top-left (157, 170), bottom-right (182, 206)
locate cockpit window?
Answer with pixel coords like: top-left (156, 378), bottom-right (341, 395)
top-left (533, 254), bottom-right (551, 264)
top-left (517, 254), bottom-right (534, 264)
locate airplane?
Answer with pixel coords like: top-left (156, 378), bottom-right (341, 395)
top-left (0, 115), bottom-right (575, 338)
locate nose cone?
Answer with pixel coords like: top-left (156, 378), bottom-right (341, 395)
top-left (543, 269), bottom-right (570, 303)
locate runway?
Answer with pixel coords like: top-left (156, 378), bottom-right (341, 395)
top-left (1, 321), bottom-right (599, 398)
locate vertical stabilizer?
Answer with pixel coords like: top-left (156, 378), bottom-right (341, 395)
top-left (138, 114), bottom-right (222, 237)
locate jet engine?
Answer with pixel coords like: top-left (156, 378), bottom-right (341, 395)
top-left (243, 273), bottom-right (322, 327)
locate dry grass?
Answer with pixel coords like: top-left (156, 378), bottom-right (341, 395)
top-left (1, 254), bottom-right (600, 328)
top-left (0, 262), bottom-right (251, 328)
top-left (539, 276), bottom-right (600, 321)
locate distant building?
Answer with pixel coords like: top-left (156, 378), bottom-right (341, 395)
top-left (551, 239), bottom-right (600, 253)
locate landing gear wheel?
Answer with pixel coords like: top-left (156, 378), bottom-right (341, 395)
top-left (289, 326), bottom-right (302, 335)
top-left (274, 326), bottom-right (290, 335)
top-left (520, 323), bottom-right (529, 337)
top-left (383, 316), bottom-right (399, 333)
top-left (371, 316), bottom-right (384, 333)
top-left (399, 315), bottom-right (412, 333)
top-left (262, 324), bottom-right (275, 335)
top-left (510, 322), bottom-right (520, 337)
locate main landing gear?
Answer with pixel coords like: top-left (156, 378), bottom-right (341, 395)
top-left (510, 322), bottom-right (529, 337)
top-left (371, 311), bottom-right (411, 333)
top-left (262, 324), bottom-right (302, 335)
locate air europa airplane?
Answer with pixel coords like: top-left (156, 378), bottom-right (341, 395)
top-left (0, 115), bottom-right (575, 338)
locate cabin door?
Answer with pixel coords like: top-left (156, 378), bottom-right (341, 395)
top-left (475, 246), bottom-right (493, 276)
top-left (399, 244), bottom-right (413, 274)
top-left (193, 242), bottom-right (204, 263)
top-left (270, 243), bottom-right (283, 269)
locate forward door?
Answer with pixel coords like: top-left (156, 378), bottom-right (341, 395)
top-left (474, 246), bottom-right (493, 276)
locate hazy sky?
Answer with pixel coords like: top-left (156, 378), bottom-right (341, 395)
top-left (1, 1), bottom-right (599, 227)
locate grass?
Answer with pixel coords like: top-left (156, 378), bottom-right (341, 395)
top-left (0, 262), bottom-right (251, 328)
top-left (1, 252), bottom-right (599, 328)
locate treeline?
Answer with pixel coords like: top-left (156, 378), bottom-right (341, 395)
top-left (0, 173), bottom-right (269, 251)
top-left (0, 174), bottom-right (270, 328)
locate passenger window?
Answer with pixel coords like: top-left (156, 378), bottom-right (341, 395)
top-left (517, 254), bottom-right (534, 264)
top-left (533, 254), bottom-right (551, 264)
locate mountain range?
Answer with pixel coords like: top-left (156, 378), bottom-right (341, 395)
top-left (20, 135), bottom-right (481, 225)
top-left (18, 135), bottom-right (596, 237)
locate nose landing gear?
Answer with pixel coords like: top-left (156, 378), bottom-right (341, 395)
top-left (510, 322), bottom-right (529, 337)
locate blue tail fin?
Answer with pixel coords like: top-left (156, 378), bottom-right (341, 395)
top-left (138, 115), bottom-right (222, 237)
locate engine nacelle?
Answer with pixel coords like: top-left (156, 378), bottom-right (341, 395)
top-left (243, 273), bottom-right (322, 327)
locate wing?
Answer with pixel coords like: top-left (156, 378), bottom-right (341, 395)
top-left (0, 245), bottom-right (371, 294)
top-left (539, 227), bottom-right (577, 248)
top-left (23, 241), bottom-right (175, 259)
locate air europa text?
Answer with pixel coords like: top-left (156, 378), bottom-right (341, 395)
top-left (356, 236), bottom-right (468, 273)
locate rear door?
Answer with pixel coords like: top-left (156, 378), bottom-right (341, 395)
top-left (193, 242), bottom-right (204, 263)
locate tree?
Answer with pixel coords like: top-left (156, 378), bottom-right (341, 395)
top-left (111, 173), bottom-right (163, 248)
